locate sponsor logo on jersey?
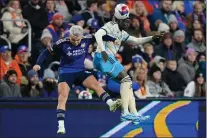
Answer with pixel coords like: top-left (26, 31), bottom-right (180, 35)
top-left (81, 43), bottom-right (86, 48)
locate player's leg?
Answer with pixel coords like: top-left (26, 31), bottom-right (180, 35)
top-left (116, 71), bottom-right (150, 124)
top-left (81, 71), bottom-right (121, 112)
top-left (56, 82), bottom-right (70, 134)
top-left (56, 73), bottom-right (75, 134)
top-left (94, 53), bottom-right (130, 115)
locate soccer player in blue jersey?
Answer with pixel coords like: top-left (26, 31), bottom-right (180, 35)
top-left (93, 4), bottom-right (164, 124)
top-left (33, 25), bottom-right (121, 134)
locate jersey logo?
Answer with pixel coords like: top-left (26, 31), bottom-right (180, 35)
top-left (81, 43), bottom-right (86, 48)
top-left (119, 6), bottom-right (129, 15)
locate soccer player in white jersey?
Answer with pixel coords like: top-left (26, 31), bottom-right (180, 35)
top-left (93, 4), bottom-right (164, 124)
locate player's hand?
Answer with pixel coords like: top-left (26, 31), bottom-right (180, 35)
top-left (41, 37), bottom-right (52, 47)
top-left (33, 65), bottom-right (41, 72)
top-left (152, 32), bottom-right (165, 41)
top-left (101, 51), bottom-right (108, 62)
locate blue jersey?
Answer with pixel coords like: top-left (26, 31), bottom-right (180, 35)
top-left (36, 34), bottom-right (95, 74)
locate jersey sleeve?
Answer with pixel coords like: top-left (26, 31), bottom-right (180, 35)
top-left (122, 30), bottom-right (130, 41)
top-left (84, 34), bottom-right (96, 45)
top-left (100, 21), bottom-right (115, 35)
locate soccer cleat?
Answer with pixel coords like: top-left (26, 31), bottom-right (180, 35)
top-left (132, 115), bottom-right (150, 125)
top-left (109, 99), bottom-right (122, 112)
top-left (57, 126), bottom-right (66, 134)
top-left (120, 113), bottom-right (138, 122)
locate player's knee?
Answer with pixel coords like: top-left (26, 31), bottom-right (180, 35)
top-left (117, 71), bottom-right (132, 83)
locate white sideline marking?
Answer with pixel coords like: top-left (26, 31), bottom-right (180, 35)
top-left (100, 101), bottom-right (161, 137)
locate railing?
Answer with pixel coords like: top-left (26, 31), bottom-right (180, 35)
top-left (0, 35), bottom-right (11, 49)
top-left (1, 19), bottom-right (32, 52)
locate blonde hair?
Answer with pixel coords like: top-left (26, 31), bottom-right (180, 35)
top-left (131, 1), bottom-right (148, 16)
top-left (134, 67), bottom-right (147, 86)
top-left (143, 43), bottom-right (153, 50)
top-left (172, 1), bottom-right (184, 11)
top-left (7, 0), bottom-right (20, 8)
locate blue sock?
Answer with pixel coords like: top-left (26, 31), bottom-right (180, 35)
top-left (57, 109), bottom-right (65, 121)
top-left (100, 92), bottom-right (111, 103)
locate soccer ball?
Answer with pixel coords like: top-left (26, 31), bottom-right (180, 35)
top-left (114, 4), bottom-right (129, 20)
top-left (78, 91), bottom-right (92, 99)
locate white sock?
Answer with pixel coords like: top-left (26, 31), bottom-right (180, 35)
top-left (128, 82), bottom-right (139, 116)
top-left (120, 82), bottom-right (130, 115)
top-left (106, 99), bottom-right (114, 106)
top-left (58, 120), bottom-right (65, 127)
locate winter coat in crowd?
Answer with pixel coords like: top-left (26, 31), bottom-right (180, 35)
top-left (177, 57), bottom-right (198, 84)
top-left (163, 68), bottom-right (186, 97)
top-left (0, 76), bottom-right (21, 97)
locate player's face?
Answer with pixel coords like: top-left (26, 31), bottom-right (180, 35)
top-left (69, 35), bottom-right (82, 46)
top-left (118, 19), bottom-right (130, 31)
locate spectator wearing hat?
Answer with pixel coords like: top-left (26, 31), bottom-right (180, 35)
top-left (128, 55), bottom-right (148, 81)
top-left (1, 0), bottom-right (28, 44)
top-left (14, 45), bottom-right (31, 77)
top-left (173, 30), bottom-right (186, 61)
top-left (0, 70), bottom-right (22, 97)
top-left (21, 70), bottom-right (43, 97)
top-left (157, 22), bottom-right (170, 33)
top-left (168, 14), bottom-right (179, 34)
top-left (155, 33), bottom-right (176, 61)
top-left (41, 13), bottom-right (70, 70)
top-left (187, 29), bottom-right (206, 54)
top-left (163, 59), bottom-right (186, 97)
top-left (41, 13), bottom-right (69, 47)
top-left (150, 56), bottom-right (166, 73)
top-left (0, 45), bottom-right (22, 85)
top-left (184, 71), bottom-right (206, 97)
top-left (177, 48), bottom-right (199, 84)
top-left (86, 18), bottom-right (100, 34)
top-left (197, 53), bottom-right (206, 81)
top-left (42, 68), bottom-right (58, 98)
top-left (44, 0), bottom-right (58, 22)
top-left (147, 65), bottom-right (174, 97)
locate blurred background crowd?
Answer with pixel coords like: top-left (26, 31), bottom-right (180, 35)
top-left (0, 0), bottom-right (206, 99)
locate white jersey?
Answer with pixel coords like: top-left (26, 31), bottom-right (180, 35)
top-left (96, 21), bottom-right (129, 55)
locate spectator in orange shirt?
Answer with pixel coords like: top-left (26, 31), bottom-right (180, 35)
top-left (0, 45), bottom-right (22, 85)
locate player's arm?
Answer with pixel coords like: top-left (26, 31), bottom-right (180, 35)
top-left (33, 45), bottom-right (54, 71)
top-left (33, 39), bottom-right (65, 71)
top-left (125, 32), bottom-right (164, 45)
top-left (94, 28), bottom-right (107, 51)
top-left (94, 28), bottom-right (109, 62)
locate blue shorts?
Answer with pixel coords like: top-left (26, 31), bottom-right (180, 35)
top-left (58, 70), bottom-right (92, 88)
top-left (93, 52), bottom-right (124, 78)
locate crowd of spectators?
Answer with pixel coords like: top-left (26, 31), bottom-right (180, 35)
top-left (0, 0), bottom-right (206, 99)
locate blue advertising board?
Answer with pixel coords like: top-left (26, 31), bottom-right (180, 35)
top-left (0, 98), bottom-right (205, 138)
